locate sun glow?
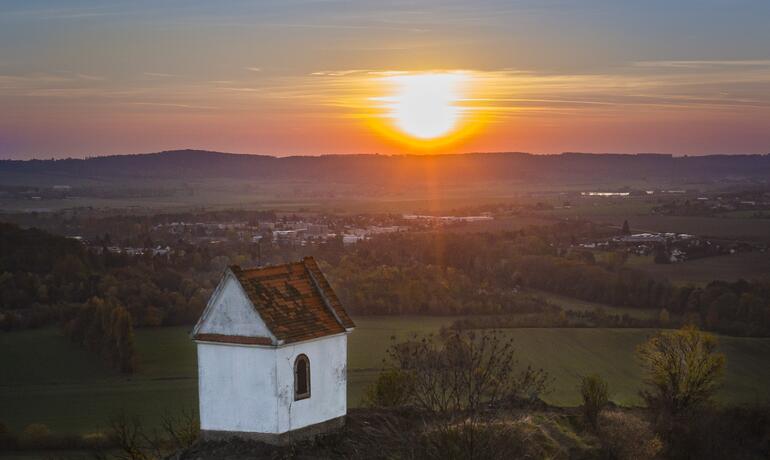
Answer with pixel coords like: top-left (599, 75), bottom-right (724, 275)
top-left (369, 72), bottom-right (476, 147)
top-left (385, 73), bottom-right (465, 139)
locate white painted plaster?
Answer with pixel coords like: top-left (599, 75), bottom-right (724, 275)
top-left (195, 274), bottom-right (272, 338)
top-left (198, 343), bottom-right (279, 433)
top-left (196, 333), bottom-right (348, 434)
top-left (275, 334), bottom-right (348, 432)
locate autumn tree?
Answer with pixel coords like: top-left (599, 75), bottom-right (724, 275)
top-left (63, 297), bottom-right (136, 374)
top-left (111, 306), bottom-right (136, 374)
top-left (636, 326), bottom-right (725, 422)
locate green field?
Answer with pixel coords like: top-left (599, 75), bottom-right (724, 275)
top-left (544, 200), bottom-right (656, 219)
top-left (2, 317), bottom-right (770, 435)
top-left (529, 290), bottom-right (658, 319)
top-left (542, 200), bottom-right (770, 243)
top-left (627, 252), bottom-right (770, 285)
top-left (0, 317), bottom-right (449, 434)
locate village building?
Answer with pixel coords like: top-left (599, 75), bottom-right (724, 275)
top-left (192, 257), bottom-right (355, 444)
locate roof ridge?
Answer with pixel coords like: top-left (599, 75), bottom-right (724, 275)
top-left (304, 259), bottom-right (345, 330)
top-left (302, 257), bottom-right (356, 330)
top-left (230, 259), bottom-right (305, 274)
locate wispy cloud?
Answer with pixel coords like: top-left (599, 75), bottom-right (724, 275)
top-left (263, 22), bottom-right (430, 33)
top-left (310, 69), bottom-right (372, 76)
top-left (0, 72), bottom-right (104, 88)
top-left (1, 5), bottom-right (128, 21)
top-left (143, 72), bottom-right (176, 78)
top-left (126, 101), bottom-right (218, 110)
top-left (634, 60), bottom-right (770, 69)
top-left (74, 73), bottom-right (105, 81)
top-left (5, 60), bottom-right (770, 129)
top-left (295, 63), bottom-right (770, 122)
top-left (222, 87), bottom-right (264, 93)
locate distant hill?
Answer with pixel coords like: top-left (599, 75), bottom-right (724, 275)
top-left (1, 150), bottom-right (769, 185)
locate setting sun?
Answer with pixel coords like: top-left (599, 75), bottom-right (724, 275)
top-left (381, 73), bottom-right (468, 140)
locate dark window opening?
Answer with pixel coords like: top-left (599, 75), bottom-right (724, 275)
top-left (294, 354), bottom-right (311, 400)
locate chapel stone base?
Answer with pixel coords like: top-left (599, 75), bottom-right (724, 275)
top-left (200, 415), bottom-right (345, 446)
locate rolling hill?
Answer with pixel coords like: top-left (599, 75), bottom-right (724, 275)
top-left (2, 150), bottom-right (769, 186)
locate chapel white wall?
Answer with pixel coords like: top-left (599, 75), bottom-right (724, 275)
top-left (275, 334), bottom-right (348, 432)
top-left (197, 343), bottom-right (279, 433)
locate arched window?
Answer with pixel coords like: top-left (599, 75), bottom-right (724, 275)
top-left (294, 354), bottom-right (311, 400)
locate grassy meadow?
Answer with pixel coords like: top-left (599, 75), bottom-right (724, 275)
top-left (528, 290), bottom-right (659, 319)
top-left (2, 316), bottom-right (770, 436)
top-left (627, 252), bottom-right (770, 285)
top-left (542, 199), bottom-right (770, 243)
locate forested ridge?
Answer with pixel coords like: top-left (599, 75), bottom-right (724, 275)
top-left (3, 150), bottom-right (770, 184)
top-left (0, 223), bottom-right (213, 328)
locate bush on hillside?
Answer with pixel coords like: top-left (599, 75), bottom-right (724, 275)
top-left (598, 410), bottom-right (662, 460)
top-left (579, 374), bottom-right (609, 430)
top-left (363, 369), bottom-right (412, 408)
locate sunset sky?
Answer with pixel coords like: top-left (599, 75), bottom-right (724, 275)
top-left (2, 0), bottom-right (770, 158)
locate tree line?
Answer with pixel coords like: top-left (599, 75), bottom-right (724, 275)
top-left (325, 229), bottom-right (770, 336)
top-left (0, 222), bottom-right (217, 331)
top-left (3, 220), bottom-right (770, 337)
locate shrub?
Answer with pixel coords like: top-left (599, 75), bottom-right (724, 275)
top-left (363, 369), bottom-right (412, 408)
top-left (579, 374), bottom-right (609, 430)
top-left (106, 410), bottom-right (200, 459)
top-left (19, 423), bottom-right (52, 449)
top-left (365, 415), bottom-right (561, 460)
top-left (418, 421), bottom-right (533, 460)
top-left (598, 410), bottom-right (662, 460)
top-left (0, 422), bottom-right (19, 450)
top-left (665, 405), bottom-right (770, 460)
top-left (658, 308), bottom-right (670, 327)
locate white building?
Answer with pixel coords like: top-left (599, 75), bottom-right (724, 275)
top-left (192, 257), bottom-right (355, 444)
top-left (342, 234), bottom-right (365, 245)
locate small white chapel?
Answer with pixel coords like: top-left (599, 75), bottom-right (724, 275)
top-left (191, 256), bottom-right (355, 444)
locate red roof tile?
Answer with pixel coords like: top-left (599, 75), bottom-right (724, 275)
top-left (228, 257), bottom-right (354, 344)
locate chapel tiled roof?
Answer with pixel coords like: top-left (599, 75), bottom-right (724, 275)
top-left (226, 256), bottom-right (354, 344)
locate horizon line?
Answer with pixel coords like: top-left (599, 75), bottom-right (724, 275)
top-left (5, 149), bottom-right (770, 162)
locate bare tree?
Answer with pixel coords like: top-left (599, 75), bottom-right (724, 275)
top-left (105, 413), bottom-right (150, 460)
top-left (158, 410), bottom-right (199, 451)
top-left (368, 329), bottom-right (550, 459)
top-left (98, 410), bottom-right (199, 460)
top-left (385, 329), bottom-right (549, 415)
